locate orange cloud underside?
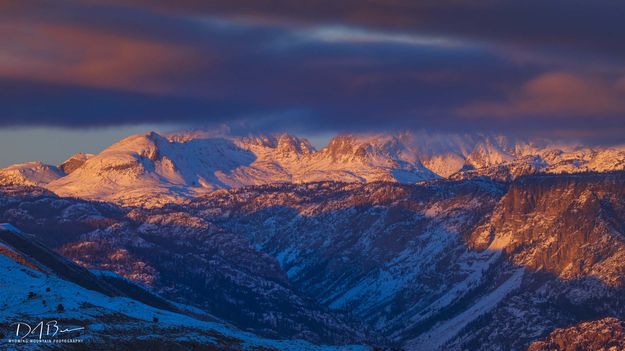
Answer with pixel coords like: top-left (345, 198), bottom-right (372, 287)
top-left (459, 72), bottom-right (625, 118)
top-left (0, 22), bottom-right (208, 94)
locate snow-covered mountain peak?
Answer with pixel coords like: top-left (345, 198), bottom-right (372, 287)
top-left (465, 138), bottom-right (515, 169)
top-left (0, 161), bottom-right (64, 186)
top-left (276, 133), bottom-right (316, 155)
top-left (318, 133), bottom-right (410, 164)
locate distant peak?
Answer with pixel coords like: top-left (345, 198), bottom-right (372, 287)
top-left (321, 133), bottom-right (405, 161)
top-left (0, 161), bottom-right (64, 187)
top-left (276, 134), bottom-right (315, 155)
top-left (238, 133), bottom-right (315, 155)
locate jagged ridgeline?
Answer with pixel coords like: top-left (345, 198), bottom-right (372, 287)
top-left (1, 130), bottom-right (624, 207)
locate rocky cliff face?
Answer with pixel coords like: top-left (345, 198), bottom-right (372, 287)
top-left (469, 173), bottom-right (625, 285)
top-left (58, 152), bottom-right (93, 174)
top-left (444, 173), bottom-right (625, 350)
top-left (528, 317), bottom-right (625, 351)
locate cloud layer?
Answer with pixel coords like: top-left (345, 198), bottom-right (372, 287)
top-left (0, 0), bottom-right (624, 143)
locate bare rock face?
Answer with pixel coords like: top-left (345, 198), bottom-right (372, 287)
top-left (442, 173), bottom-right (625, 350)
top-left (58, 152), bottom-right (93, 174)
top-left (468, 173), bottom-right (625, 286)
top-left (528, 317), bottom-right (625, 351)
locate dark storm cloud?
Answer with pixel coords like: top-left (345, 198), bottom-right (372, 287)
top-left (0, 0), bottom-right (624, 142)
top-left (103, 0), bottom-right (625, 65)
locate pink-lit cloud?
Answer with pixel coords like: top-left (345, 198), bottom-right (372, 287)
top-left (459, 72), bottom-right (625, 118)
top-left (0, 21), bottom-right (210, 94)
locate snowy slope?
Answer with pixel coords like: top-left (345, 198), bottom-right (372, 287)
top-left (45, 131), bottom-right (316, 206)
top-left (186, 180), bottom-right (510, 348)
top-left (297, 133), bottom-right (440, 183)
top-left (0, 223), bottom-right (368, 351)
top-left (0, 191), bottom-right (371, 346)
top-left (404, 268), bottom-right (524, 351)
top-left (44, 131), bottom-right (442, 206)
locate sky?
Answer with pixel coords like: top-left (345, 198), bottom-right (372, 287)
top-left (1, 1), bottom-right (625, 166)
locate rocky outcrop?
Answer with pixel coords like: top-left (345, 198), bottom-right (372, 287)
top-left (468, 172), bottom-right (625, 286)
top-left (58, 152), bottom-right (93, 174)
top-left (528, 317), bottom-right (625, 351)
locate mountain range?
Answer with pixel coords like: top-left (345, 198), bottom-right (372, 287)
top-left (1, 130), bottom-right (624, 207)
top-left (2, 130), bottom-right (625, 350)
